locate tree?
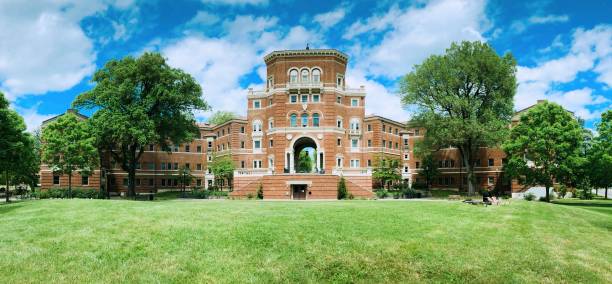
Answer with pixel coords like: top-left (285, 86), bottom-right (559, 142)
top-left (400, 41), bottom-right (516, 195)
top-left (372, 154), bottom-right (401, 189)
top-left (589, 110), bottom-right (612, 199)
top-left (419, 154), bottom-right (440, 190)
top-left (0, 92), bottom-right (37, 202)
top-left (73, 52), bottom-right (210, 198)
top-left (41, 112), bottom-right (98, 197)
top-left (502, 101), bottom-right (584, 202)
top-left (177, 165), bottom-right (193, 197)
top-left (256, 183), bottom-right (264, 199)
top-left (208, 111), bottom-right (237, 125)
top-left (11, 133), bottom-right (39, 192)
top-left (337, 176), bottom-right (348, 200)
top-left (296, 150), bottom-right (313, 173)
top-left (210, 155), bottom-right (235, 190)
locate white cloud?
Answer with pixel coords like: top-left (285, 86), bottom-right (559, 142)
top-left (529, 14), bottom-right (569, 24)
top-left (200, 0), bottom-right (268, 5)
top-left (347, 0), bottom-right (489, 79)
top-left (516, 25), bottom-right (612, 120)
top-left (345, 68), bottom-right (408, 122)
top-left (187, 11), bottom-right (220, 26)
top-left (162, 15), bottom-right (322, 119)
top-left (12, 102), bottom-right (56, 133)
top-left (313, 6), bottom-right (348, 29)
top-left (0, 0), bottom-right (133, 97)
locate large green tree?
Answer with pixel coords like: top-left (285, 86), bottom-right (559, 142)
top-left (372, 154), bottom-right (401, 189)
top-left (210, 155), bottom-right (235, 190)
top-left (502, 101), bottom-right (584, 202)
top-left (0, 92), bottom-right (39, 202)
top-left (41, 112), bottom-right (98, 197)
top-left (589, 110), bottom-right (612, 199)
top-left (400, 41), bottom-right (517, 195)
top-left (208, 111), bottom-right (237, 125)
top-left (73, 52), bottom-right (209, 198)
top-left (296, 150), bottom-right (313, 173)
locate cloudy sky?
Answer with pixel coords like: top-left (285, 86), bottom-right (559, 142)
top-left (1, 0), bottom-right (610, 132)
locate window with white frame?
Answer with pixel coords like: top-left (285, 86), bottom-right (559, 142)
top-left (253, 139), bottom-right (261, 149)
top-left (312, 113), bottom-right (320, 127)
top-left (404, 166), bottom-right (409, 173)
top-left (404, 154), bottom-right (409, 160)
top-left (207, 155), bottom-right (212, 162)
top-left (350, 119), bottom-right (360, 130)
top-left (301, 113), bottom-right (308, 127)
top-left (301, 69), bottom-right (309, 82)
top-left (290, 114), bottom-right (297, 127)
top-left (336, 157), bottom-right (343, 167)
top-left (252, 120), bottom-right (262, 132)
top-left (351, 98), bottom-right (359, 107)
top-left (253, 100), bottom-right (261, 109)
top-left (488, 176), bottom-right (494, 185)
top-left (267, 76), bottom-right (274, 89)
top-left (301, 94), bottom-right (308, 103)
top-left (312, 94), bottom-right (320, 102)
top-left (336, 96), bottom-right (341, 103)
top-left (336, 74), bottom-right (344, 87)
top-left (289, 69), bottom-right (298, 83)
top-left (350, 159), bottom-right (360, 168)
top-left (312, 69), bottom-right (321, 82)
top-left (336, 117), bottom-right (343, 128)
top-left (351, 139), bottom-right (358, 148)
top-left (268, 118), bottom-right (274, 129)
top-left (268, 157), bottom-right (274, 168)
top-left (253, 160), bottom-right (262, 169)
top-left (290, 94), bottom-right (297, 103)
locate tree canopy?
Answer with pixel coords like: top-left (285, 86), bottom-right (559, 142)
top-left (400, 41), bottom-right (517, 195)
top-left (296, 150), bottom-right (313, 173)
top-left (72, 52), bottom-right (210, 197)
top-left (208, 111), bottom-right (237, 126)
top-left (502, 101), bottom-right (584, 202)
top-left (41, 112), bottom-right (98, 196)
top-left (372, 154), bottom-right (401, 189)
top-left (210, 155), bottom-right (235, 189)
top-left (588, 110), bottom-right (612, 199)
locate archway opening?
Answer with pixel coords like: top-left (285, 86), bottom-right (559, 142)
top-left (293, 137), bottom-right (317, 173)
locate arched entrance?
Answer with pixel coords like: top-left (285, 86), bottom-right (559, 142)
top-left (293, 136), bottom-right (317, 173)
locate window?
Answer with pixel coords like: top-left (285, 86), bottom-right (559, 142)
top-left (290, 114), bottom-right (297, 127)
top-left (197, 179), bottom-right (202, 187)
top-left (253, 100), bottom-right (261, 109)
top-left (312, 69), bottom-right (321, 82)
top-left (367, 159), bottom-right (372, 167)
top-left (451, 160), bottom-right (455, 167)
top-left (415, 129), bottom-right (420, 135)
top-left (488, 159), bottom-right (494, 167)
top-left (336, 75), bottom-right (344, 87)
top-left (367, 139), bottom-right (372, 147)
top-left (241, 161), bottom-right (245, 168)
top-left (416, 162), bottom-right (420, 168)
top-left (161, 163), bottom-right (166, 170)
top-left (197, 164), bottom-right (202, 171)
top-left (382, 125), bottom-right (386, 132)
top-left (312, 113), bottom-right (320, 127)
top-left (123, 178), bottom-right (128, 186)
top-left (350, 120), bottom-right (360, 130)
top-left (148, 163), bottom-right (155, 170)
top-left (404, 166), bottom-right (408, 173)
top-left (351, 139), bottom-right (358, 148)
top-left (268, 119), bottom-right (274, 129)
top-left (301, 69), bottom-right (309, 82)
top-left (196, 145), bottom-right (202, 153)
top-left (253, 160), bottom-right (262, 168)
top-left (289, 69), bottom-right (298, 83)
top-left (350, 159), bottom-right (360, 168)
top-left (174, 163), bottom-right (178, 170)
top-left (312, 94), bottom-right (320, 102)
top-left (388, 141), bottom-right (393, 148)
top-left (208, 155), bottom-right (212, 162)
top-left (336, 96), bottom-right (341, 103)
top-left (488, 176), bottom-right (494, 185)
top-left (254, 140), bottom-right (261, 149)
top-left (149, 179), bottom-right (154, 186)
top-left (382, 139), bottom-right (386, 147)
top-left (240, 126), bottom-right (245, 133)
top-left (53, 175), bottom-right (60, 185)
top-left (269, 139), bottom-right (274, 147)
top-left (395, 128), bottom-right (398, 135)
top-left (148, 144), bottom-right (154, 151)
top-left (78, 176), bottom-right (88, 185)
top-left (185, 163), bottom-right (190, 169)
top-left (290, 94), bottom-right (297, 103)
top-left (301, 94), bottom-right (308, 103)
top-left (301, 113), bottom-right (308, 127)
top-left (240, 141), bottom-right (245, 148)
top-left (268, 98), bottom-right (273, 106)
top-left (337, 157), bottom-right (343, 167)
top-left (351, 98), bottom-right (359, 107)
top-left (404, 154), bottom-right (409, 160)
top-left (173, 145), bottom-right (179, 152)
top-left (404, 139), bottom-right (409, 146)
top-left (208, 141), bottom-right (213, 148)
top-left (185, 145), bottom-right (190, 152)
top-left (253, 121), bottom-right (262, 132)
top-left (337, 138), bottom-right (341, 146)
top-left (367, 124), bottom-right (372, 131)
top-left (336, 118), bottom-right (343, 128)
top-left (161, 179), bottom-right (166, 186)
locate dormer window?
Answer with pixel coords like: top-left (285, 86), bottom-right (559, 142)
top-left (312, 69), bottom-right (321, 82)
top-left (301, 69), bottom-right (309, 82)
top-left (289, 69), bottom-right (298, 83)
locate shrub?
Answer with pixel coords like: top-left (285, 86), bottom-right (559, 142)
top-left (189, 189), bottom-right (209, 199)
top-left (402, 187), bottom-right (419, 199)
top-left (554, 185), bottom-right (567, 199)
top-left (256, 184), bottom-right (264, 200)
top-left (209, 191), bottom-right (228, 199)
top-left (337, 177), bottom-right (348, 200)
top-left (524, 192), bottom-right (536, 201)
top-left (392, 191), bottom-right (400, 199)
top-left (347, 193), bottom-right (354, 200)
top-left (411, 182), bottom-right (428, 190)
top-left (375, 189), bottom-right (388, 199)
top-left (246, 193), bottom-right (255, 199)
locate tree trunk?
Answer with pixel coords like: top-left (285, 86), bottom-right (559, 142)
top-left (605, 187), bottom-right (608, 200)
top-left (5, 170), bottom-right (9, 203)
top-left (128, 168), bottom-right (136, 199)
top-left (545, 184), bottom-right (550, 202)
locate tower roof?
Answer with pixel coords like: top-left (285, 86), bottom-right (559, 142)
top-left (263, 49), bottom-right (349, 64)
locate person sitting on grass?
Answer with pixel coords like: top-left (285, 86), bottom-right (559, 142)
top-left (484, 187), bottom-right (500, 205)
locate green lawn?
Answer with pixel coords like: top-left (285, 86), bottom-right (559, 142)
top-left (1, 199), bottom-right (610, 283)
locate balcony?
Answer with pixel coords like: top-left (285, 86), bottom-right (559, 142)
top-left (286, 81), bottom-right (323, 90)
top-left (348, 129), bottom-right (361, 136)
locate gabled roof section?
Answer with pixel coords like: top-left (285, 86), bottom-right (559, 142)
top-left (41, 109), bottom-right (88, 126)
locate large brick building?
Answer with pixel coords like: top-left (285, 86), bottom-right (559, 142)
top-left (40, 48), bottom-right (524, 199)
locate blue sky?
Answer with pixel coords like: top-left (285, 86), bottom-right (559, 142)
top-left (1, 0), bottom-right (610, 132)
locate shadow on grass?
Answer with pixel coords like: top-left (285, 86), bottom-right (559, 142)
top-left (0, 202), bottom-right (25, 214)
top-left (552, 200), bottom-right (612, 208)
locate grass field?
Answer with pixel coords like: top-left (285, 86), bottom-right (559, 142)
top-left (1, 199), bottom-right (610, 283)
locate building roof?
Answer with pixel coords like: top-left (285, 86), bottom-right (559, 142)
top-left (364, 115), bottom-right (408, 127)
top-left (263, 48), bottom-right (349, 64)
top-left (41, 109), bottom-right (88, 126)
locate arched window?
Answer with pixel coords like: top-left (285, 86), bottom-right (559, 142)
top-left (301, 113), bottom-right (309, 127)
top-left (350, 119), bottom-right (360, 130)
top-left (301, 69), bottom-right (309, 82)
top-left (312, 69), bottom-right (321, 83)
top-left (290, 114), bottom-right (297, 127)
top-left (289, 69), bottom-right (298, 83)
top-left (253, 120), bottom-right (262, 132)
top-left (312, 113), bottom-right (320, 127)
